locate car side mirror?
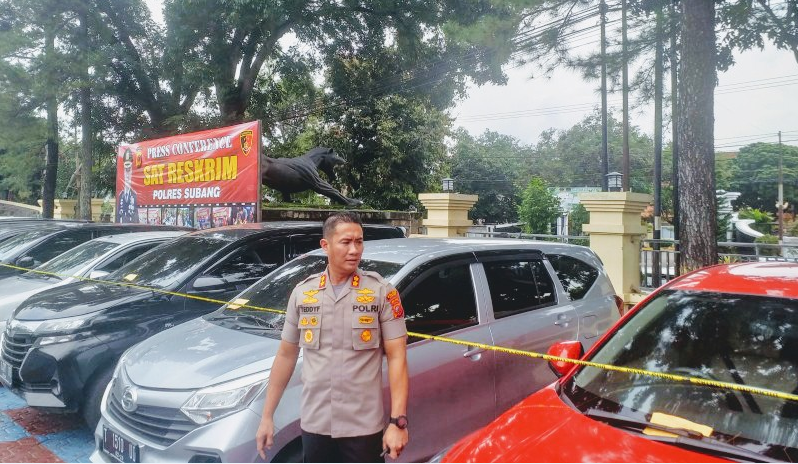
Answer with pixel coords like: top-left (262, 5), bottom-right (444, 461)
top-left (89, 270), bottom-right (110, 280)
top-left (547, 340), bottom-right (584, 378)
top-left (192, 276), bottom-right (228, 292)
top-left (16, 256), bottom-right (36, 268)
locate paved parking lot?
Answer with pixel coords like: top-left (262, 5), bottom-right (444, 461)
top-left (0, 387), bottom-right (93, 462)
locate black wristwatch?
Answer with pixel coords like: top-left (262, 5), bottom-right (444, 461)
top-left (389, 415), bottom-right (408, 430)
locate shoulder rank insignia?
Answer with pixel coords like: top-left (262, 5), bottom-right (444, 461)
top-left (303, 289), bottom-right (320, 304)
top-left (319, 274), bottom-right (327, 288)
top-left (360, 329), bottom-right (372, 342)
top-left (351, 275), bottom-right (360, 288)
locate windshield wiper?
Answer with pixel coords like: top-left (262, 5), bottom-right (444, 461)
top-left (584, 409), bottom-right (777, 462)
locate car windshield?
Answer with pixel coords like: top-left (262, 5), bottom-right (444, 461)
top-left (105, 235), bottom-right (227, 289)
top-left (563, 290), bottom-right (798, 461)
top-left (29, 239), bottom-right (118, 280)
top-left (0, 228), bottom-right (57, 261)
top-left (205, 255), bottom-right (403, 335)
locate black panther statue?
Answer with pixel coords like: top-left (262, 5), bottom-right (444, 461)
top-left (261, 147), bottom-right (363, 206)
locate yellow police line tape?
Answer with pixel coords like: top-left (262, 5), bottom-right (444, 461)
top-left (3, 262), bottom-right (798, 403)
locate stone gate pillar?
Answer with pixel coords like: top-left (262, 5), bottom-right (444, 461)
top-left (418, 193), bottom-right (478, 237)
top-left (580, 192), bottom-right (652, 305)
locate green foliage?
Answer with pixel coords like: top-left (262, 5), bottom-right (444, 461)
top-left (518, 177), bottom-right (560, 234)
top-left (449, 129), bottom-right (524, 224)
top-left (569, 203), bottom-right (589, 236)
top-left (738, 207), bottom-right (775, 235)
top-left (0, 90), bottom-right (46, 201)
top-left (731, 142), bottom-right (798, 212)
top-left (529, 111), bottom-right (654, 193)
top-left (754, 234), bottom-right (780, 256)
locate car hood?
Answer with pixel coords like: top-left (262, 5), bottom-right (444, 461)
top-left (13, 280), bottom-right (151, 320)
top-left (0, 276), bottom-right (59, 320)
top-left (124, 317), bottom-right (279, 390)
top-left (443, 386), bottom-right (727, 463)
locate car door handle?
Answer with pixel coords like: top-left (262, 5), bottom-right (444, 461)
top-left (554, 314), bottom-right (573, 326)
top-left (463, 347), bottom-right (485, 358)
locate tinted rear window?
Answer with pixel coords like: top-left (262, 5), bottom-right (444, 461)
top-left (548, 254), bottom-right (598, 300)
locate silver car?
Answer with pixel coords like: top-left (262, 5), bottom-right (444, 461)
top-left (91, 238), bottom-right (620, 463)
top-left (0, 231), bottom-right (188, 322)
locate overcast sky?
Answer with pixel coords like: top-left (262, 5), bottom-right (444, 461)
top-left (144, 1), bottom-right (797, 152)
top-left (454, 45), bottom-right (798, 151)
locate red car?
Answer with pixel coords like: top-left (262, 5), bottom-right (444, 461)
top-left (437, 262), bottom-right (798, 462)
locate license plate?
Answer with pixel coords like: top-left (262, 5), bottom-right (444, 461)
top-left (103, 426), bottom-right (140, 463)
top-left (0, 358), bottom-right (12, 387)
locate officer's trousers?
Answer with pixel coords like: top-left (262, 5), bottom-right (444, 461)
top-left (301, 429), bottom-right (383, 463)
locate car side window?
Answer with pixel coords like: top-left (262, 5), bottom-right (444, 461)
top-left (401, 263), bottom-right (478, 340)
top-left (207, 239), bottom-right (285, 282)
top-left (288, 234), bottom-right (320, 260)
top-left (483, 259), bottom-right (556, 319)
top-left (547, 254), bottom-right (599, 300)
top-left (95, 243), bottom-right (160, 273)
top-left (26, 230), bottom-right (93, 265)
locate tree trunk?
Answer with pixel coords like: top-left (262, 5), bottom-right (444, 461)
top-left (677, 0), bottom-right (717, 272)
top-left (78, 8), bottom-right (92, 220)
top-left (41, 26), bottom-right (58, 219)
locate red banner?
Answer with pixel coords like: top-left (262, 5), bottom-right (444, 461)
top-left (115, 121), bottom-right (261, 227)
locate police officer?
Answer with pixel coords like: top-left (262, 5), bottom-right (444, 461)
top-left (256, 212), bottom-right (409, 462)
top-left (117, 148), bottom-right (139, 223)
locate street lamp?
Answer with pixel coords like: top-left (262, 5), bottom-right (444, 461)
top-left (606, 172), bottom-right (623, 192)
top-left (442, 177), bottom-right (454, 192)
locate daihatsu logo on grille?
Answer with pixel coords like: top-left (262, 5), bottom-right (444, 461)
top-left (121, 386), bottom-right (138, 412)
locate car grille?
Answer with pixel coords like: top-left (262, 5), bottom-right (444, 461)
top-left (107, 385), bottom-right (197, 447)
top-left (2, 332), bottom-right (33, 385)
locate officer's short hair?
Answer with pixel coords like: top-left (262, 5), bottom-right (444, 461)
top-left (323, 211), bottom-right (362, 239)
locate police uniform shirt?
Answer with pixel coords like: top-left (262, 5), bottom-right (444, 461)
top-left (281, 268), bottom-right (407, 438)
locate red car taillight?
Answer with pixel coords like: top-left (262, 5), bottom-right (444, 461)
top-left (614, 295), bottom-right (625, 316)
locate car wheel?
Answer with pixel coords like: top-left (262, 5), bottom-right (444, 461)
top-left (272, 437), bottom-right (303, 463)
top-left (82, 365), bottom-right (114, 429)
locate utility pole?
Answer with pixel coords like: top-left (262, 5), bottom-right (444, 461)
top-left (600, 0), bottom-right (609, 192)
top-left (779, 130), bottom-right (784, 241)
top-left (621, 0), bottom-right (630, 191)
top-left (653, 6), bottom-right (664, 287)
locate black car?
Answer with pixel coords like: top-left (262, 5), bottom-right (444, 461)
top-left (0, 222), bottom-right (189, 277)
top-left (0, 221), bottom-right (403, 426)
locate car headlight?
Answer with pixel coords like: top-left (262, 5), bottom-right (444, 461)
top-left (180, 372), bottom-right (268, 425)
top-left (38, 334), bottom-right (82, 346)
top-left (36, 316), bottom-right (88, 334)
top-left (33, 316), bottom-right (89, 346)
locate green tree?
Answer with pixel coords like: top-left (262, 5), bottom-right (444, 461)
top-left (530, 111), bottom-right (654, 192)
top-left (449, 129), bottom-right (524, 224)
top-left (518, 177), bottom-right (561, 234)
top-left (569, 203), bottom-right (590, 236)
top-left (731, 142), bottom-right (798, 212)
